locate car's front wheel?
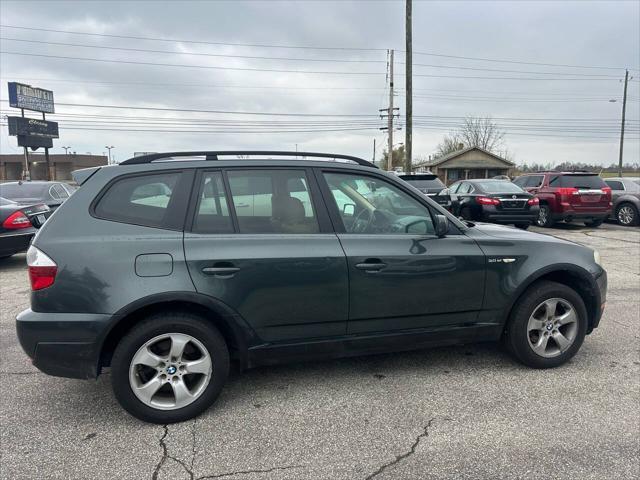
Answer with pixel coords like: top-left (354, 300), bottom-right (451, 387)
top-left (536, 205), bottom-right (554, 227)
top-left (505, 281), bottom-right (587, 368)
top-left (111, 312), bottom-right (229, 423)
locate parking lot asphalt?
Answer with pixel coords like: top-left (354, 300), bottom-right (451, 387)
top-left (0, 222), bottom-right (638, 480)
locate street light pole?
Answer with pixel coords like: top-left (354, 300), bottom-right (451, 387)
top-left (618, 69), bottom-right (629, 177)
top-left (105, 146), bottom-right (115, 165)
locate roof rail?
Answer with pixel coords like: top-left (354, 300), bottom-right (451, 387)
top-left (119, 151), bottom-right (377, 168)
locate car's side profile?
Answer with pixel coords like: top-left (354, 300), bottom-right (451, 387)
top-left (604, 177), bottom-right (640, 226)
top-left (448, 179), bottom-right (539, 229)
top-left (17, 152), bottom-right (607, 423)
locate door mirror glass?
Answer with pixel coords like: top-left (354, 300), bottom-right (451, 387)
top-left (342, 203), bottom-right (356, 217)
top-left (435, 214), bottom-right (449, 237)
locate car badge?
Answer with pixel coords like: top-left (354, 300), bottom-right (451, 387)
top-left (512, 195), bottom-right (517, 199)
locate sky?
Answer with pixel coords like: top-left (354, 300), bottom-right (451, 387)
top-left (0, 0), bottom-right (638, 166)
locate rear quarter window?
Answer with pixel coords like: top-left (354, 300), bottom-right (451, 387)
top-left (93, 172), bottom-right (184, 229)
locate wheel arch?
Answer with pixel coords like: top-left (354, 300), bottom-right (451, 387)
top-left (502, 265), bottom-right (601, 335)
top-left (97, 292), bottom-right (259, 374)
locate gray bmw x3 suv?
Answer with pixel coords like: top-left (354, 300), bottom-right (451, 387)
top-left (16, 151), bottom-right (607, 423)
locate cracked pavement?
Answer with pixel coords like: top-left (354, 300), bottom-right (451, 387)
top-left (1, 222), bottom-right (638, 479)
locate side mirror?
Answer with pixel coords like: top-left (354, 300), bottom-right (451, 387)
top-left (343, 203), bottom-right (356, 216)
top-left (435, 214), bottom-right (449, 238)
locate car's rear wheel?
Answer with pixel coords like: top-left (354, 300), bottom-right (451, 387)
top-left (584, 219), bottom-right (604, 228)
top-left (616, 203), bottom-right (639, 226)
top-left (111, 312), bottom-right (229, 423)
top-left (505, 281), bottom-right (587, 368)
top-left (514, 223), bottom-right (530, 230)
top-left (536, 205), bottom-right (554, 227)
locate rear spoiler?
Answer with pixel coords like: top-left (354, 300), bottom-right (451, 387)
top-left (71, 167), bottom-right (101, 186)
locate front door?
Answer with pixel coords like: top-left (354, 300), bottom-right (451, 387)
top-left (184, 169), bottom-right (348, 343)
top-left (320, 171), bottom-right (485, 334)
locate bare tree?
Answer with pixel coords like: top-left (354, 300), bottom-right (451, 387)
top-left (458, 116), bottom-right (505, 153)
top-left (381, 145), bottom-right (405, 170)
top-left (435, 133), bottom-right (463, 159)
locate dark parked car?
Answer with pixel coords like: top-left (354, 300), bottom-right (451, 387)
top-left (17, 151), bottom-right (607, 423)
top-left (448, 179), bottom-right (539, 229)
top-left (513, 172), bottom-right (612, 228)
top-left (398, 173), bottom-right (452, 209)
top-left (603, 177), bottom-right (640, 226)
top-left (0, 181), bottom-right (74, 212)
top-left (0, 197), bottom-right (50, 258)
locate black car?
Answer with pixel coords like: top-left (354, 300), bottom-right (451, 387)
top-left (0, 197), bottom-right (50, 258)
top-left (449, 179), bottom-right (539, 229)
top-left (0, 181), bottom-right (74, 212)
top-left (398, 173), bottom-right (452, 209)
top-left (16, 151), bottom-right (606, 423)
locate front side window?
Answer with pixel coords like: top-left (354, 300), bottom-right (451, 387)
top-left (324, 172), bottom-right (435, 235)
top-left (94, 172), bottom-right (181, 228)
top-left (227, 170), bottom-right (319, 234)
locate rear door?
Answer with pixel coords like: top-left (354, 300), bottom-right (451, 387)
top-left (183, 168), bottom-right (348, 343)
top-left (319, 170), bottom-right (485, 334)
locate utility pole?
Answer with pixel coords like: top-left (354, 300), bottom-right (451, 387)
top-left (618, 69), bottom-right (629, 177)
top-left (372, 138), bottom-right (376, 165)
top-left (405, 0), bottom-right (413, 174)
top-left (388, 49), bottom-right (394, 171)
top-left (20, 108), bottom-right (30, 181)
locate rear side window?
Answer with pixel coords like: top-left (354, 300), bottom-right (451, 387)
top-left (94, 172), bottom-right (182, 229)
top-left (193, 172), bottom-right (234, 234)
top-left (513, 176), bottom-right (528, 187)
top-left (227, 169), bottom-right (319, 234)
top-left (605, 180), bottom-right (624, 190)
top-left (526, 175), bottom-right (544, 187)
top-left (551, 175), bottom-right (607, 189)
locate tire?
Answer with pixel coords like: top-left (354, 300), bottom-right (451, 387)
top-left (616, 203), bottom-right (639, 226)
top-left (111, 312), bottom-right (230, 424)
top-left (505, 281), bottom-right (587, 369)
top-left (460, 207), bottom-right (473, 221)
top-left (514, 223), bottom-right (530, 230)
top-left (584, 219), bottom-right (604, 228)
top-left (536, 205), bottom-right (555, 227)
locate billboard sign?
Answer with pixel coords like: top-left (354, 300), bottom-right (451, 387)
top-left (8, 82), bottom-right (55, 113)
top-left (8, 117), bottom-right (59, 138)
top-left (17, 135), bottom-right (53, 150)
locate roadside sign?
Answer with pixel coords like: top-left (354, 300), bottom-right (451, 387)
top-left (17, 135), bottom-right (53, 149)
top-left (8, 117), bottom-right (59, 138)
top-left (8, 82), bottom-right (55, 113)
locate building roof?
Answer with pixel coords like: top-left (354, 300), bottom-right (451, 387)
top-left (419, 146), bottom-right (515, 168)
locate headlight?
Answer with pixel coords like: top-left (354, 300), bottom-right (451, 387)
top-left (593, 249), bottom-right (602, 267)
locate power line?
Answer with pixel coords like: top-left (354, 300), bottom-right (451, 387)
top-left (0, 51), bottom-right (386, 75)
top-left (0, 24), bottom-right (386, 52)
top-left (399, 61), bottom-right (621, 78)
top-left (0, 37), bottom-right (386, 64)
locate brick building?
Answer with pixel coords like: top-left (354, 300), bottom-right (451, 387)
top-left (0, 153), bottom-right (107, 181)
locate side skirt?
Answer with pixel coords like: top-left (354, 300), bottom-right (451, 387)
top-left (247, 323), bottom-right (502, 368)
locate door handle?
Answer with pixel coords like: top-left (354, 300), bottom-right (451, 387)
top-left (355, 260), bottom-right (387, 273)
top-left (202, 266), bottom-right (240, 277)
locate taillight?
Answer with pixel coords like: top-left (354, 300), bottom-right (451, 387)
top-left (2, 211), bottom-right (31, 229)
top-left (556, 188), bottom-right (578, 196)
top-left (527, 197), bottom-right (540, 205)
top-left (26, 246), bottom-right (57, 291)
top-left (602, 187), bottom-right (612, 195)
top-left (477, 196), bottom-right (500, 205)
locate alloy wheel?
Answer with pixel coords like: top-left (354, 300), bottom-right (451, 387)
top-left (129, 333), bottom-right (212, 410)
top-left (536, 207), bottom-right (548, 227)
top-left (527, 298), bottom-right (578, 358)
top-left (617, 205), bottom-right (636, 225)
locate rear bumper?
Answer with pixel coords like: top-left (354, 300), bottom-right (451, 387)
top-left (553, 208), bottom-right (611, 221)
top-left (0, 230), bottom-right (35, 256)
top-left (16, 309), bottom-right (111, 379)
top-left (481, 209), bottom-right (538, 224)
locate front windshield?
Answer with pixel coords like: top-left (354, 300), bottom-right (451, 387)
top-left (475, 181), bottom-right (525, 193)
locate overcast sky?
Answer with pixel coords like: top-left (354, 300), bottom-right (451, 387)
top-left (0, 0), bottom-right (638, 166)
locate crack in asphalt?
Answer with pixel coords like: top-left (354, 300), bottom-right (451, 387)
top-left (190, 418), bottom-right (198, 473)
top-left (364, 417), bottom-right (450, 480)
top-left (196, 465), bottom-right (300, 479)
top-left (582, 231), bottom-right (640, 244)
top-left (152, 424), bottom-right (195, 480)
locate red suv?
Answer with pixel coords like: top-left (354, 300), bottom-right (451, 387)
top-left (513, 172), bottom-right (612, 228)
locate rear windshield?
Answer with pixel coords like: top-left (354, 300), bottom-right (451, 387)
top-left (550, 175), bottom-right (606, 189)
top-left (0, 196), bottom-right (17, 206)
top-left (0, 183), bottom-right (48, 199)
top-left (474, 181), bottom-right (524, 193)
top-left (399, 176), bottom-right (445, 189)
